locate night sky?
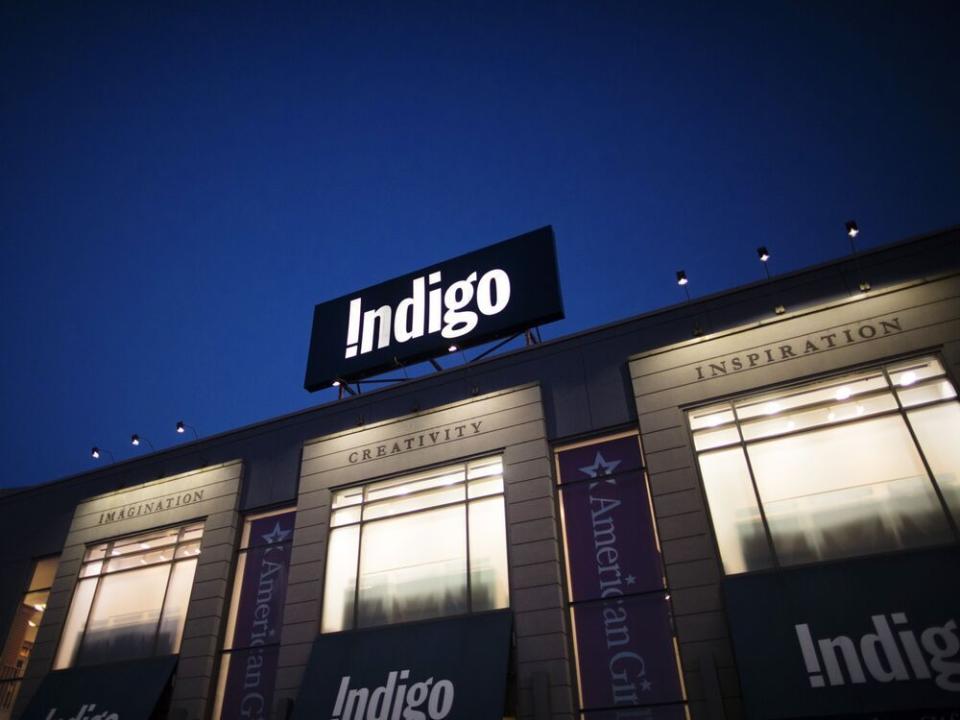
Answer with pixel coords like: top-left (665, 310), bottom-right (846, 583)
top-left (2, 2), bottom-right (957, 489)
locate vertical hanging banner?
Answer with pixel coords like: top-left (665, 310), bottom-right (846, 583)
top-left (219, 511), bottom-right (296, 720)
top-left (557, 436), bottom-right (685, 715)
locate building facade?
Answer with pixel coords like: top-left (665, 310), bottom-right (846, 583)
top-left (1, 227), bottom-right (957, 720)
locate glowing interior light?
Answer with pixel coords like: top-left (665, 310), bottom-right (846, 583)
top-left (856, 405), bottom-right (865, 416)
top-left (111, 549), bottom-right (120, 555)
top-left (765, 402), bottom-right (782, 415)
top-left (704, 413), bottom-right (725, 428)
top-left (27, 620), bottom-right (37, 627)
top-left (33, 603), bottom-right (46, 612)
top-left (828, 410), bottom-right (836, 421)
top-left (786, 421), bottom-right (796, 431)
top-left (900, 371), bottom-right (917, 386)
top-left (835, 386), bottom-right (851, 400)
top-left (140, 542), bottom-right (151, 549)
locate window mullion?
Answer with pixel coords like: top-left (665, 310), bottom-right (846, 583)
top-left (881, 365), bottom-right (960, 539)
top-left (731, 404), bottom-right (780, 569)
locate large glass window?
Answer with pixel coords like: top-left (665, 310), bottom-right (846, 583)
top-left (213, 508), bottom-right (295, 720)
top-left (0, 557), bottom-right (58, 720)
top-left (688, 355), bottom-right (959, 574)
top-left (54, 523), bottom-right (203, 668)
top-left (321, 456), bottom-right (509, 632)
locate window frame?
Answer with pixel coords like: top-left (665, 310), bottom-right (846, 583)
top-left (320, 453), bottom-right (510, 634)
top-left (53, 521), bottom-right (204, 669)
top-left (0, 556), bottom-right (58, 720)
top-left (685, 353), bottom-right (960, 575)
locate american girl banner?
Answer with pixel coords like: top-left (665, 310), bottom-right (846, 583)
top-left (557, 436), bottom-right (685, 715)
top-left (219, 511), bottom-right (296, 720)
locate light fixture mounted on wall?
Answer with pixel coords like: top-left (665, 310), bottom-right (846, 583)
top-left (130, 434), bottom-right (155, 451)
top-left (845, 220), bottom-right (870, 293)
top-left (90, 446), bottom-right (115, 462)
top-left (175, 421), bottom-right (199, 440)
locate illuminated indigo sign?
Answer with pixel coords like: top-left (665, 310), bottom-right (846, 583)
top-left (304, 226), bottom-right (563, 391)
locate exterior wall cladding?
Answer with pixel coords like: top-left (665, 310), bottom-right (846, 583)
top-left (1, 226), bottom-right (958, 720)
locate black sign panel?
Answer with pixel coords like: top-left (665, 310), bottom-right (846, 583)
top-left (304, 226), bottom-right (563, 391)
top-left (724, 547), bottom-right (960, 719)
top-left (20, 655), bottom-right (176, 720)
top-left (292, 611), bottom-right (513, 720)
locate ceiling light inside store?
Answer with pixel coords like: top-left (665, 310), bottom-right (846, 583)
top-left (835, 386), bottom-right (852, 400)
top-left (764, 402), bottom-right (782, 415)
top-left (900, 371), bottom-right (917, 386)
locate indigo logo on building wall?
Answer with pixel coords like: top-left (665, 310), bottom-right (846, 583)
top-left (304, 227), bottom-right (564, 391)
top-left (330, 671), bottom-right (455, 720)
top-left (796, 613), bottom-right (960, 692)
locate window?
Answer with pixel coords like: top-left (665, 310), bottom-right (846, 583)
top-left (321, 456), bottom-right (509, 632)
top-left (54, 523), bottom-right (203, 668)
top-left (0, 557), bottom-right (58, 720)
top-left (688, 355), bottom-right (960, 574)
top-left (213, 508), bottom-right (295, 720)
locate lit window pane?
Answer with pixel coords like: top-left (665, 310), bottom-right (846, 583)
top-left (692, 425), bottom-right (740, 451)
top-left (748, 416), bottom-right (952, 565)
top-left (698, 448), bottom-right (773, 574)
top-left (467, 475), bottom-right (504, 498)
top-left (156, 559), bottom-right (198, 654)
top-left (84, 544), bottom-right (107, 562)
top-left (467, 458), bottom-right (503, 479)
top-left (331, 506), bottom-right (361, 526)
top-left (78, 564), bottom-right (171, 665)
top-left (366, 468), bottom-right (465, 502)
top-left (321, 526), bottom-right (360, 633)
top-left (469, 498), bottom-right (509, 611)
top-left (111, 528), bottom-right (178, 558)
top-left (736, 371), bottom-right (886, 420)
top-left (28, 557), bottom-right (59, 591)
top-left (688, 405), bottom-right (734, 431)
top-left (54, 578), bottom-right (98, 669)
top-left (362, 484), bottom-right (465, 520)
top-left (898, 379), bottom-right (957, 407)
top-left (740, 392), bottom-right (897, 441)
top-left (332, 487), bottom-right (363, 509)
top-left (357, 506), bottom-right (467, 627)
top-left (888, 356), bottom-right (945, 387)
top-left (909, 403), bottom-right (960, 522)
top-left (80, 560), bottom-right (103, 578)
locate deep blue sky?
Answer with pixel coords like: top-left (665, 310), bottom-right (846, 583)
top-left (1, 2), bottom-right (957, 488)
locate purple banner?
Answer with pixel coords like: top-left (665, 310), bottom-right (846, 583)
top-left (558, 437), bottom-right (684, 714)
top-left (220, 511), bottom-right (296, 720)
top-left (574, 595), bottom-right (684, 710)
top-left (558, 436), bottom-right (663, 599)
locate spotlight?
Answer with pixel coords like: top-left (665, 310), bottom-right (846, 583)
top-left (130, 433), bottom-right (154, 450)
top-left (332, 380), bottom-right (341, 388)
top-left (91, 447), bottom-right (114, 461)
top-left (175, 421), bottom-right (198, 439)
top-left (845, 220), bottom-right (859, 238)
top-left (448, 344), bottom-right (458, 352)
top-left (859, 280), bottom-right (871, 292)
top-left (774, 304), bottom-right (786, 315)
top-left (757, 247), bottom-right (770, 262)
top-left (676, 270), bottom-right (688, 286)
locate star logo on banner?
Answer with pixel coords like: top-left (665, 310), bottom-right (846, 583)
top-left (579, 452), bottom-right (621, 478)
top-left (261, 522), bottom-right (292, 545)
top-left (640, 679), bottom-right (652, 692)
top-left (625, 575), bottom-right (636, 585)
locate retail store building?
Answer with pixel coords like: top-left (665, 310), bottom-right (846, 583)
top-left (1, 227), bottom-right (958, 720)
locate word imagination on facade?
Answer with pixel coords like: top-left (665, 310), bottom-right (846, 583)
top-left (347, 421), bottom-right (483, 465)
top-left (694, 316), bottom-right (904, 381)
top-left (96, 489), bottom-right (204, 525)
top-left (304, 227), bottom-right (564, 391)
